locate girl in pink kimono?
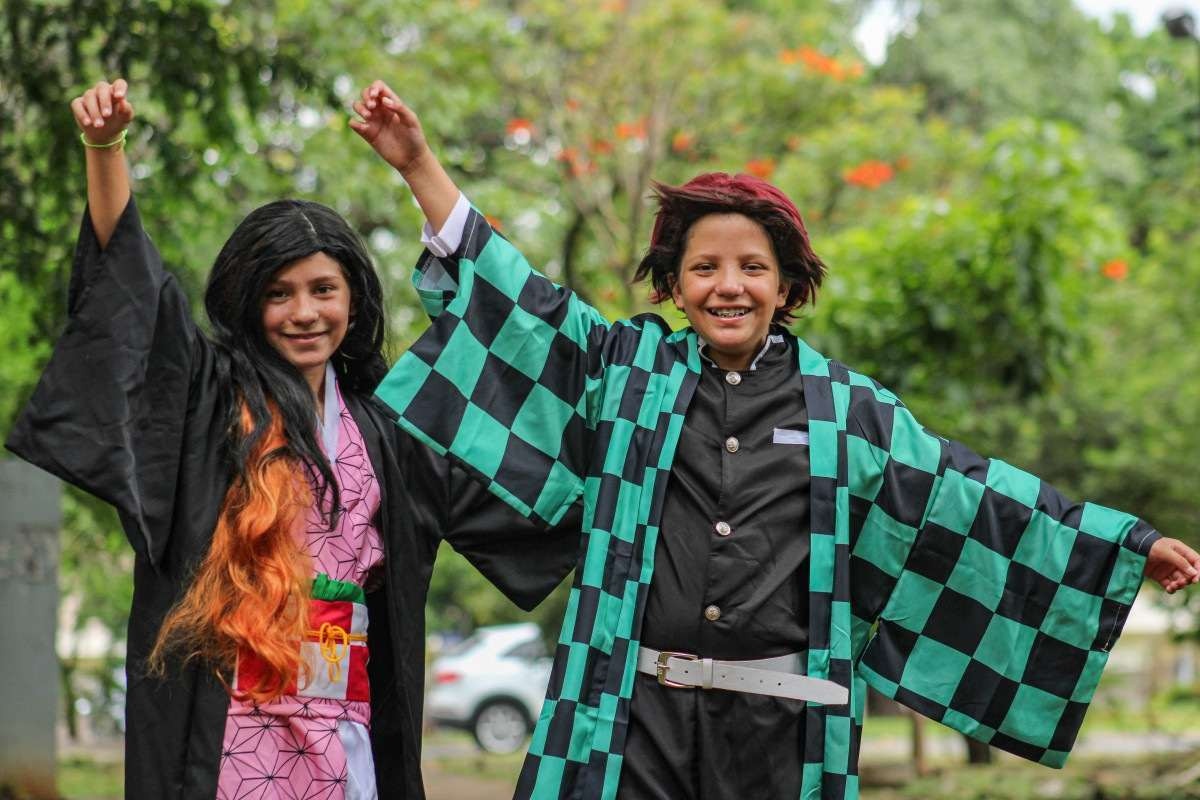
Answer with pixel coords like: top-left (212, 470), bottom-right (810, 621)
top-left (7, 78), bottom-right (579, 799)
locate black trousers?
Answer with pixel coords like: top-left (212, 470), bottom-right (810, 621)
top-left (617, 673), bottom-right (807, 799)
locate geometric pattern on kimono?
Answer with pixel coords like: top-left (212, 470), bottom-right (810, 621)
top-left (375, 207), bottom-right (1157, 800)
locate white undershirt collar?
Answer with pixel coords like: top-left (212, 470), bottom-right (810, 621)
top-left (320, 362), bottom-right (339, 459)
top-left (697, 333), bottom-right (785, 372)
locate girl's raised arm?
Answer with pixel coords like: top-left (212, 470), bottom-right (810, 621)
top-left (349, 80), bottom-right (459, 230)
top-left (71, 78), bottom-right (134, 248)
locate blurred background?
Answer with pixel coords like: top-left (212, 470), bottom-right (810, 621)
top-left (1, 0), bottom-right (1198, 797)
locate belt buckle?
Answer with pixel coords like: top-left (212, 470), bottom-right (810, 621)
top-left (655, 650), bottom-right (698, 689)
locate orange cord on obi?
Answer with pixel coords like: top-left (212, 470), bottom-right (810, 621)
top-left (308, 622), bottom-right (367, 683)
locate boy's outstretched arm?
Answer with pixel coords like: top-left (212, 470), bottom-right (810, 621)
top-left (349, 79), bottom-right (460, 231)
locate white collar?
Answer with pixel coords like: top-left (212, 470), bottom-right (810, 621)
top-left (320, 362), bottom-right (339, 458)
top-left (697, 332), bottom-right (785, 372)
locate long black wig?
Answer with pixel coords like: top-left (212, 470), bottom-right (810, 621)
top-left (203, 199), bottom-right (388, 524)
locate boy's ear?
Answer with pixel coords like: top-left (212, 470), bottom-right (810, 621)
top-left (668, 274), bottom-right (685, 310)
top-left (775, 278), bottom-right (791, 309)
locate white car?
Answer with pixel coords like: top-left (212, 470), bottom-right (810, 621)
top-left (426, 622), bottom-right (552, 753)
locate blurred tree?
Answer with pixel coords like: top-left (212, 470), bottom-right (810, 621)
top-left (807, 119), bottom-right (1118, 416)
top-left (0, 0), bottom-right (320, 422)
top-left (878, 0), bottom-right (1117, 132)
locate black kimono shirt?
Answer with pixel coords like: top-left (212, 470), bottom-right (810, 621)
top-left (622, 332), bottom-right (812, 799)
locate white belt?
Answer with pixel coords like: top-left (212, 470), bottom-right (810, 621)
top-left (636, 647), bottom-right (848, 705)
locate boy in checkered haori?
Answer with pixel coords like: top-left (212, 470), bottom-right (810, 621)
top-left (352, 80), bottom-right (1200, 800)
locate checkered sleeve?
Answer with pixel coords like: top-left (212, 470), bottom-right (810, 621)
top-left (844, 374), bottom-right (1158, 767)
top-left (375, 208), bottom-right (611, 528)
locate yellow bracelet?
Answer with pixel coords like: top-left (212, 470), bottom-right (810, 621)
top-left (80, 130), bottom-right (127, 149)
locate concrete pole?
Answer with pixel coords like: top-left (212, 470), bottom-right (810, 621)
top-left (0, 460), bottom-right (61, 799)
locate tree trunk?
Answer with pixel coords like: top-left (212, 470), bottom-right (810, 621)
top-left (560, 210), bottom-right (593, 306)
top-left (60, 657), bottom-right (78, 741)
top-left (964, 734), bottom-right (993, 765)
top-left (910, 711), bottom-right (928, 776)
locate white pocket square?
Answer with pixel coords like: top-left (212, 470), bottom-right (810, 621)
top-left (772, 428), bottom-right (809, 445)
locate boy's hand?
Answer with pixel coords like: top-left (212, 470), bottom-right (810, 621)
top-left (350, 80), bottom-right (430, 175)
top-left (71, 79), bottom-right (134, 145)
top-left (1145, 537), bottom-right (1200, 593)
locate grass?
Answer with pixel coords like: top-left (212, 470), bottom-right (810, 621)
top-left (423, 728), bottom-right (526, 783)
top-left (55, 746), bottom-right (1200, 800)
top-left (861, 751), bottom-right (1200, 800)
top-left (56, 756), bottom-right (122, 800)
top-left (53, 705), bottom-right (1200, 800)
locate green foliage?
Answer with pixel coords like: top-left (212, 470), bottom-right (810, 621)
top-left (809, 119), bottom-right (1118, 405)
top-left (56, 754), bottom-right (123, 800)
top-left (0, 0), bottom-right (319, 358)
top-left (879, 0), bottom-right (1119, 135)
top-left (0, 272), bottom-right (49, 426)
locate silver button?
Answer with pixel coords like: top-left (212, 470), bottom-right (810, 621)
top-left (704, 604), bottom-right (722, 621)
top-left (714, 521), bottom-right (732, 537)
top-left (725, 436), bottom-right (740, 453)
top-left (725, 371), bottom-right (742, 386)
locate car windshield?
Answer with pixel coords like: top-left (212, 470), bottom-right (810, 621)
top-left (503, 639), bottom-right (547, 660)
top-left (440, 633), bottom-right (482, 657)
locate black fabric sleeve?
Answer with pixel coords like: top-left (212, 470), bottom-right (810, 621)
top-left (442, 464), bottom-right (581, 611)
top-left (5, 199), bottom-right (206, 567)
top-left (397, 428), bottom-right (580, 611)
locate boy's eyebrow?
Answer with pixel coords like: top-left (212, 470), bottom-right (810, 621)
top-left (683, 249), bottom-right (775, 262)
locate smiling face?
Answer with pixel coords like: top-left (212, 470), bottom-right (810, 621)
top-left (670, 213), bottom-right (790, 371)
top-left (260, 252), bottom-right (352, 395)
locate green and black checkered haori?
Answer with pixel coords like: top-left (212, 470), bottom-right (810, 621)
top-left (375, 208), bottom-right (1157, 800)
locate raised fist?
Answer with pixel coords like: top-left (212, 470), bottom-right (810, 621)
top-left (71, 79), bottom-right (134, 146)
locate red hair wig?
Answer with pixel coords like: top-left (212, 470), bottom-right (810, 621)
top-left (634, 172), bottom-right (826, 322)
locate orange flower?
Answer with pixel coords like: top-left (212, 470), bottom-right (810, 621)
top-left (779, 48), bottom-right (803, 65)
top-left (745, 158), bottom-right (776, 180)
top-left (843, 160), bottom-right (895, 189)
top-left (589, 138), bottom-right (614, 155)
top-left (1102, 259), bottom-right (1129, 281)
top-left (786, 135), bottom-right (803, 151)
top-left (505, 118), bottom-right (534, 136)
top-left (895, 155), bottom-right (912, 171)
top-left (796, 46), bottom-right (846, 80)
top-left (484, 214), bottom-right (504, 231)
top-left (672, 131), bottom-right (695, 153)
top-left (601, 0), bottom-right (627, 11)
top-left (557, 148), bottom-right (594, 177)
top-left (615, 120), bottom-right (647, 140)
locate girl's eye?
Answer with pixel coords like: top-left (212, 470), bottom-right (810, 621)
top-left (264, 288), bottom-right (288, 301)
